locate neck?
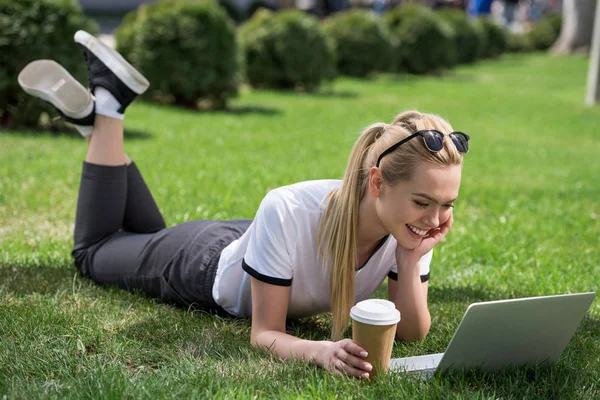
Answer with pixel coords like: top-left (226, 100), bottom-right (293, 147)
top-left (357, 194), bottom-right (389, 253)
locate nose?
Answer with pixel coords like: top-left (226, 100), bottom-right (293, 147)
top-left (421, 210), bottom-right (439, 228)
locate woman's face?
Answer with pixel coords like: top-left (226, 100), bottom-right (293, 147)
top-left (373, 162), bottom-right (462, 250)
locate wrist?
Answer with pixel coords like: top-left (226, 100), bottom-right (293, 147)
top-left (313, 340), bottom-right (333, 367)
top-left (395, 259), bottom-right (421, 277)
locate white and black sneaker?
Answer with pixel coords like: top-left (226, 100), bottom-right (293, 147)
top-left (18, 59), bottom-right (95, 136)
top-left (74, 30), bottom-right (149, 114)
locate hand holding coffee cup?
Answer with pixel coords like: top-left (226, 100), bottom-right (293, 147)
top-left (350, 299), bottom-right (401, 378)
top-left (321, 338), bottom-right (373, 379)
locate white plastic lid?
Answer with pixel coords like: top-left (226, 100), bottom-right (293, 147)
top-left (350, 299), bottom-right (401, 325)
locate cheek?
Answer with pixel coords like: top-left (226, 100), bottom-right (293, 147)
top-left (378, 201), bottom-right (411, 228)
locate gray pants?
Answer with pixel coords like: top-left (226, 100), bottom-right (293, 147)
top-left (71, 161), bottom-right (251, 315)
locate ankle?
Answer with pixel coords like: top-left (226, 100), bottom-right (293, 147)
top-left (94, 87), bottom-right (124, 120)
top-left (92, 113), bottom-right (124, 133)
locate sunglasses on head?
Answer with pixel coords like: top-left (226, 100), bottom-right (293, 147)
top-left (376, 129), bottom-right (470, 168)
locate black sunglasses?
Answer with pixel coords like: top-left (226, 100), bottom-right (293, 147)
top-left (376, 129), bottom-right (470, 168)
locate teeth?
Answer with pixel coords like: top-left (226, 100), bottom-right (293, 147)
top-left (407, 224), bottom-right (428, 236)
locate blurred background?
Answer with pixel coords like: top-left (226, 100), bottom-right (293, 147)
top-left (1, 0), bottom-right (596, 129)
top-left (80, 0), bottom-right (564, 45)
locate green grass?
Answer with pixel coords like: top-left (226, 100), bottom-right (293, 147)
top-left (1, 53), bottom-right (600, 399)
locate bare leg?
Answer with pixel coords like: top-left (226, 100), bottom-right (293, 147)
top-left (82, 114), bottom-right (165, 233)
top-left (85, 115), bottom-right (131, 166)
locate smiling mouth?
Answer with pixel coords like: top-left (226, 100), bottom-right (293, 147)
top-left (406, 224), bottom-right (429, 237)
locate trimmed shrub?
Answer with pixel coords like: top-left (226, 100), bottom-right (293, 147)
top-left (240, 9), bottom-right (336, 90)
top-left (470, 16), bottom-right (489, 59)
top-left (219, 0), bottom-right (246, 23)
top-left (437, 9), bottom-right (480, 64)
top-left (506, 32), bottom-right (534, 53)
top-left (247, 1), bottom-right (276, 18)
top-left (384, 5), bottom-right (456, 74)
top-left (474, 18), bottom-right (508, 58)
top-left (114, 9), bottom-right (138, 61)
top-left (527, 14), bottom-right (562, 50)
top-left (546, 13), bottom-right (562, 36)
top-left (0, 0), bottom-right (98, 128)
top-left (323, 10), bottom-right (394, 77)
top-left (115, 0), bottom-right (239, 109)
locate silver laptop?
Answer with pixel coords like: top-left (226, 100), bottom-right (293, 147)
top-left (389, 292), bottom-right (596, 378)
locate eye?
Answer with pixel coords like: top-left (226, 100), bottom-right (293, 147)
top-left (443, 204), bottom-right (455, 209)
top-left (413, 200), bottom-right (429, 208)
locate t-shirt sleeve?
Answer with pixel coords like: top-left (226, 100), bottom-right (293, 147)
top-left (242, 190), bottom-right (293, 286)
top-left (387, 249), bottom-right (432, 283)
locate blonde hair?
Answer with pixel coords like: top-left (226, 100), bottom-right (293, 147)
top-left (318, 110), bottom-right (464, 340)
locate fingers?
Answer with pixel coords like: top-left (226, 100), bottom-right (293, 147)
top-left (432, 228), bottom-right (446, 242)
top-left (442, 212), bottom-right (454, 233)
top-left (341, 339), bottom-right (368, 358)
top-left (336, 350), bottom-right (372, 373)
top-left (329, 340), bottom-right (372, 379)
top-left (430, 213), bottom-right (454, 243)
top-left (331, 361), bottom-right (344, 376)
top-left (337, 359), bottom-right (370, 379)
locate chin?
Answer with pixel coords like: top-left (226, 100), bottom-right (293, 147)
top-left (395, 233), bottom-right (422, 250)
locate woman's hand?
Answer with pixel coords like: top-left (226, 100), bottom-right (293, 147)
top-left (395, 212), bottom-right (453, 268)
top-left (316, 339), bottom-right (372, 379)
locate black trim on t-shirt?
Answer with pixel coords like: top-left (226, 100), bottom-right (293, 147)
top-left (357, 234), bottom-right (390, 272)
top-left (242, 259), bottom-right (292, 287)
top-left (387, 271), bottom-right (430, 283)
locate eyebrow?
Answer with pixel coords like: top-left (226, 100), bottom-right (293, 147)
top-left (412, 193), bottom-right (458, 205)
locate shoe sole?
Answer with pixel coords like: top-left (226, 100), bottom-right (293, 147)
top-left (18, 60), bottom-right (94, 119)
top-left (74, 30), bottom-right (149, 95)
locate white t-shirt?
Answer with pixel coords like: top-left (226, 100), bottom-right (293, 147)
top-left (212, 180), bottom-right (432, 319)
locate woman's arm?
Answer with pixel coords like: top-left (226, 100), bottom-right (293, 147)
top-left (387, 268), bottom-right (430, 341)
top-left (250, 277), bottom-right (326, 362)
top-left (388, 212), bottom-right (453, 341)
top-left (250, 277), bottom-right (372, 378)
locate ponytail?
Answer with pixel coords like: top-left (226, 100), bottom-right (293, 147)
top-left (318, 123), bottom-right (386, 340)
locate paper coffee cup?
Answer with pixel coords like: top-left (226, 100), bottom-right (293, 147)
top-left (350, 299), bottom-right (400, 378)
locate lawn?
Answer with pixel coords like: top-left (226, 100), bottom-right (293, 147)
top-left (1, 52), bottom-right (599, 399)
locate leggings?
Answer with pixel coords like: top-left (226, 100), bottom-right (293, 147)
top-left (71, 161), bottom-right (250, 314)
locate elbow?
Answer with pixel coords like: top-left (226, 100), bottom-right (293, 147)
top-left (396, 330), bottom-right (429, 342)
top-left (395, 312), bottom-right (431, 342)
top-left (251, 327), bottom-right (277, 351)
top-left (250, 328), bottom-right (263, 348)
top-left (418, 313), bottom-right (432, 340)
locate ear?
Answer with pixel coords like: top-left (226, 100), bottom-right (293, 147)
top-left (368, 167), bottom-right (383, 198)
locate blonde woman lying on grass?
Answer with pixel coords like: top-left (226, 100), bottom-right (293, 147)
top-left (18, 30), bottom-right (469, 379)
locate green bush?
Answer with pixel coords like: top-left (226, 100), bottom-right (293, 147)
top-left (114, 9), bottom-right (138, 61)
top-left (240, 9), bottom-right (336, 90)
top-left (506, 32), bottom-right (534, 53)
top-left (115, 0), bottom-right (239, 109)
top-left (247, 1), bottom-right (275, 18)
top-left (384, 5), bottom-right (456, 74)
top-left (474, 18), bottom-right (508, 58)
top-left (437, 9), bottom-right (480, 64)
top-left (0, 0), bottom-right (98, 128)
top-left (527, 14), bottom-right (562, 50)
top-left (546, 13), bottom-right (562, 35)
top-left (216, 0), bottom-right (274, 23)
top-left (219, 0), bottom-right (247, 23)
top-left (470, 16), bottom-right (489, 59)
top-left (323, 10), bottom-right (394, 77)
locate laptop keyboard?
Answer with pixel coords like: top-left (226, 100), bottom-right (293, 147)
top-left (389, 353), bottom-right (444, 378)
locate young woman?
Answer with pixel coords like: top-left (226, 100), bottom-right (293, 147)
top-left (18, 31), bottom-right (469, 379)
